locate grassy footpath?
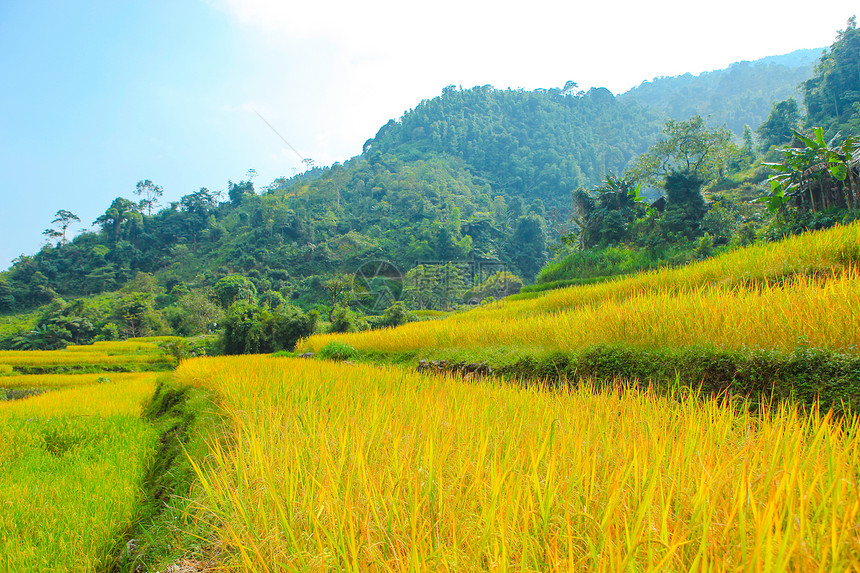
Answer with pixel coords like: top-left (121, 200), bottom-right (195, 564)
top-left (112, 380), bottom-right (220, 572)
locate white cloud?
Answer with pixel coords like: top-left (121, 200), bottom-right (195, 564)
top-left (209, 0), bottom-right (859, 171)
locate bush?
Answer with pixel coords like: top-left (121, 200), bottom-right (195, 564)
top-left (328, 306), bottom-right (369, 334)
top-left (317, 341), bottom-right (359, 361)
top-left (375, 302), bottom-right (418, 329)
top-left (221, 302), bottom-right (317, 355)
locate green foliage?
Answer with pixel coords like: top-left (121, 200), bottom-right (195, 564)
top-left (221, 302), bottom-right (317, 355)
top-left (317, 341), bottom-right (359, 361)
top-left (662, 171), bottom-right (707, 239)
top-left (569, 174), bottom-right (648, 248)
top-left (404, 263), bottom-right (471, 311)
top-left (757, 98), bottom-right (801, 151)
top-left (176, 290), bottom-right (222, 335)
top-left (465, 271), bottom-right (524, 303)
top-left (536, 244), bottom-right (697, 285)
top-left (328, 305), bottom-right (369, 334)
top-left (627, 115), bottom-right (734, 188)
top-left (375, 301), bottom-right (418, 329)
top-left (9, 323), bottom-right (72, 350)
top-left (509, 214), bottom-right (547, 279)
top-left (700, 197), bottom-right (744, 244)
top-left (368, 84), bottom-right (664, 207)
top-left (134, 179), bottom-right (164, 216)
top-left (763, 127), bottom-right (860, 216)
top-left (322, 274), bottom-right (355, 321)
top-left (803, 17), bottom-right (860, 137)
top-left (259, 290), bottom-right (286, 308)
top-left (156, 337), bottom-right (211, 363)
top-left (116, 293), bottom-right (161, 338)
top-left (228, 180), bottom-right (254, 206)
top-left (0, 278), bottom-right (16, 312)
top-left (214, 275), bottom-right (257, 309)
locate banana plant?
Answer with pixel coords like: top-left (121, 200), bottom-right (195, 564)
top-left (825, 135), bottom-right (859, 208)
top-left (762, 128), bottom-right (859, 213)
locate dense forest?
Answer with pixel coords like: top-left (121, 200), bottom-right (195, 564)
top-left (1, 19), bottom-right (859, 352)
top-left (620, 48), bottom-right (819, 135)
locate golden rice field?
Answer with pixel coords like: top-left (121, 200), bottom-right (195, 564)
top-left (0, 371), bottom-right (156, 390)
top-left (64, 340), bottom-right (162, 354)
top-left (298, 223), bottom-right (860, 355)
top-left (0, 339), bottom-right (175, 373)
top-left (477, 220), bottom-right (860, 319)
top-left (0, 349), bottom-right (171, 369)
top-left (176, 356), bottom-right (860, 572)
top-left (0, 374), bottom-right (160, 572)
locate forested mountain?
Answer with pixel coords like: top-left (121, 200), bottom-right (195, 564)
top-left (367, 85), bottom-right (664, 210)
top-left (802, 17), bottom-right (860, 138)
top-left (2, 86), bottom-right (671, 314)
top-left (2, 30), bottom-right (857, 348)
top-left (620, 49), bottom-right (818, 135)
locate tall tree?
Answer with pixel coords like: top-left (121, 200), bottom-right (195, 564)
top-left (662, 171), bottom-right (707, 239)
top-left (627, 115), bottom-right (733, 188)
top-left (135, 180), bottom-right (164, 215)
top-left (508, 214), bottom-right (547, 279)
top-left (50, 210), bottom-right (80, 245)
top-left (213, 275), bottom-right (257, 309)
top-left (757, 99), bottom-right (801, 151)
top-left (94, 198), bottom-right (138, 242)
top-left (803, 17), bottom-right (860, 136)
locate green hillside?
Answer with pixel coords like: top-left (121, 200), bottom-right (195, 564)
top-left (2, 22), bottom-right (859, 351)
top-left (621, 48), bottom-right (818, 134)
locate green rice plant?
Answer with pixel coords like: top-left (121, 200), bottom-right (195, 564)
top-left (316, 341), bottom-right (359, 361)
top-left (176, 356), bottom-right (860, 572)
top-left (0, 375), bottom-right (160, 572)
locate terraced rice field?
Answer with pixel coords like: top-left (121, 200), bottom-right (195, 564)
top-left (176, 356), bottom-right (860, 572)
top-left (298, 223), bottom-right (860, 355)
top-left (0, 340), bottom-right (169, 572)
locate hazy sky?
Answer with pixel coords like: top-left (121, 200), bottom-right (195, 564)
top-left (0, 0), bottom-right (856, 270)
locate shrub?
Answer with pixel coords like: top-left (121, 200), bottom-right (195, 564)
top-left (376, 302), bottom-right (418, 329)
top-left (221, 302), bottom-right (317, 355)
top-left (328, 306), bottom-right (369, 334)
top-left (317, 341), bottom-right (359, 361)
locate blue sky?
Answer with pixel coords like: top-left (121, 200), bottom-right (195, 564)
top-left (1, 0), bottom-right (856, 270)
